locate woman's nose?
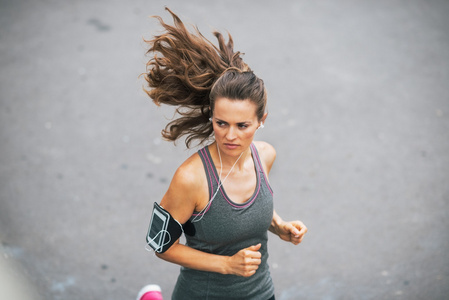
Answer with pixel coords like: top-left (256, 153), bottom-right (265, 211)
top-left (225, 126), bottom-right (237, 140)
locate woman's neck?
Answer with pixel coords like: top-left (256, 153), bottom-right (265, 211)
top-left (211, 142), bottom-right (251, 172)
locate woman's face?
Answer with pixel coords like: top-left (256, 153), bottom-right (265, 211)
top-left (212, 97), bottom-right (265, 157)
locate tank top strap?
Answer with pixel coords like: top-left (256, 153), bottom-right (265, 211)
top-left (250, 143), bottom-right (274, 195)
top-left (250, 143), bottom-right (263, 173)
top-left (198, 144), bottom-right (273, 197)
top-left (197, 147), bottom-right (218, 199)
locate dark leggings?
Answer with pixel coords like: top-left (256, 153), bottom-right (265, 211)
top-left (268, 296), bottom-right (275, 300)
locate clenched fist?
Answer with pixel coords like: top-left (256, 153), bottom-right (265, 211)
top-left (225, 244), bottom-right (262, 277)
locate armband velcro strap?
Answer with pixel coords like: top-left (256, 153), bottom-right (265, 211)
top-left (146, 202), bottom-right (183, 253)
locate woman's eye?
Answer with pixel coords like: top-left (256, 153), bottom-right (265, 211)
top-left (238, 124), bottom-right (248, 129)
top-left (216, 121), bottom-right (226, 127)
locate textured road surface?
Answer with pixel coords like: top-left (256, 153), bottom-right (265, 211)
top-left (1, 0), bottom-right (448, 299)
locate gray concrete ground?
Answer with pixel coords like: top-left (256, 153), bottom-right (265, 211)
top-left (1, 0), bottom-right (448, 299)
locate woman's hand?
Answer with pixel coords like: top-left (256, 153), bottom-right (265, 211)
top-left (270, 210), bottom-right (307, 245)
top-left (225, 244), bottom-right (262, 277)
top-left (273, 220), bottom-right (307, 245)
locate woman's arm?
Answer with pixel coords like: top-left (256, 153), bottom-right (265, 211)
top-left (253, 141), bottom-right (308, 245)
top-left (157, 240), bottom-right (262, 277)
top-left (154, 153), bottom-right (262, 277)
top-left (269, 210), bottom-right (307, 245)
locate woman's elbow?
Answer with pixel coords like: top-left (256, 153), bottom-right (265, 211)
top-left (155, 251), bottom-right (169, 261)
top-left (154, 245), bottom-right (177, 261)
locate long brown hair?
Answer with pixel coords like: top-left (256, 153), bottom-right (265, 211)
top-left (144, 8), bottom-right (267, 148)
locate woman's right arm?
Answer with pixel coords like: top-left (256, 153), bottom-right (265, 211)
top-left (154, 154), bottom-right (261, 277)
top-left (157, 240), bottom-right (262, 277)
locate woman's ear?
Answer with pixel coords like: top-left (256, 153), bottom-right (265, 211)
top-left (260, 112), bottom-right (268, 125)
top-left (257, 113), bottom-right (268, 130)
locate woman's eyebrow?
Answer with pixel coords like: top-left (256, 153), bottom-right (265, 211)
top-left (214, 118), bottom-right (228, 123)
top-left (214, 118), bottom-right (252, 125)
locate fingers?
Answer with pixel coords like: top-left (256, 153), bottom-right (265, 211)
top-left (247, 243), bottom-right (262, 252)
top-left (287, 223), bottom-right (301, 237)
top-left (290, 234), bottom-right (303, 245)
top-left (239, 244), bottom-right (262, 277)
top-left (287, 221), bottom-right (308, 244)
top-left (243, 256), bottom-right (261, 269)
top-left (243, 244), bottom-right (262, 260)
top-left (292, 221), bottom-right (307, 235)
top-left (297, 221), bottom-right (308, 238)
top-left (241, 257), bottom-right (261, 277)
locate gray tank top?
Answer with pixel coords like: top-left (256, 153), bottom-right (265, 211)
top-left (172, 143), bottom-right (275, 300)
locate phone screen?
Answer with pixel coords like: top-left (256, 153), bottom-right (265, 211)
top-left (147, 204), bottom-right (169, 250)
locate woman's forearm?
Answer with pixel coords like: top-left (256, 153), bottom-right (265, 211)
top-left (156, 242), bottom-right (229, 275)
top-left (268, 209), bottom-right (283, 234)
top-left (156, 241), bottom-right (263, 277)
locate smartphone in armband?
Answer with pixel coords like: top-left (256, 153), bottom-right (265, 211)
top-left (146, 202), bottom-right (170, 252)
top-left (146, 202), bottom-right (184, 253)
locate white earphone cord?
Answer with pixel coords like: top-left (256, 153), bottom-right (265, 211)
top-left (145, 230), bottom-right (171, 254)
top-left (145, 214), bottom-right (184, 254)
top-left (192, 145), bottom-right (244, 223)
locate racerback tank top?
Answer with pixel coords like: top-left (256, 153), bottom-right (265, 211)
top-left (171, 143), bottom-right (275, 300)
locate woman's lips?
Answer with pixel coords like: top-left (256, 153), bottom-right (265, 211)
top-left (224, 143), bottom-right (239, 150)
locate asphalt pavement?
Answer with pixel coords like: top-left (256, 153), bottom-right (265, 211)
top-left (1, 0), bottom-right (448, 299)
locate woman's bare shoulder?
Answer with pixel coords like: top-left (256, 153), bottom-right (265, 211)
top-left (253, 141), bottom-right (276, 173)
top-left (160, 151), bottom-right (207, 222)
top-left (253, 141), bottom-right (276, 160)
top-left (172, 151), bottom-right (205, 188)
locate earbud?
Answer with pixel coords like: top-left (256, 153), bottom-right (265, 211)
top-left (257, 122), bottom-right (264, 130)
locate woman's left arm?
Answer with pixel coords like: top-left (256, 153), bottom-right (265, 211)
top-left (269, 210), bottom-right (307, 245)
top-left (254, 141), bottom-right (308, 245)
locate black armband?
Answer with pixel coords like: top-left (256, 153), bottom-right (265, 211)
top-left (145, 202), bottom-right (195, 253)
